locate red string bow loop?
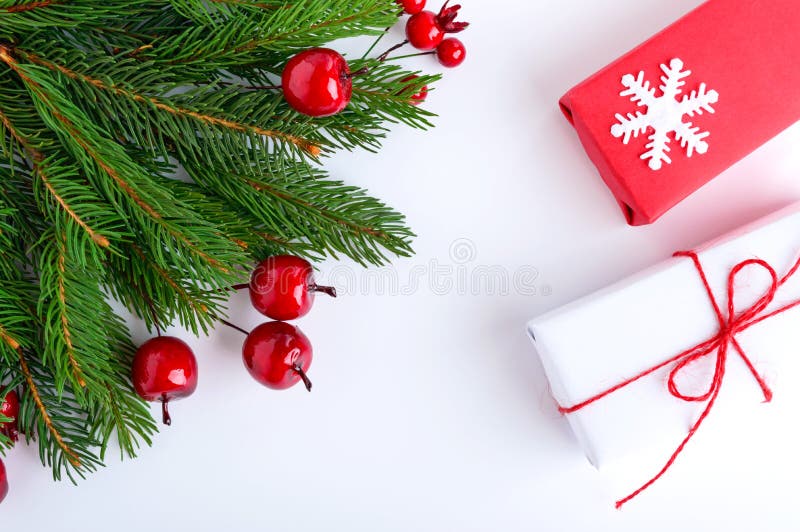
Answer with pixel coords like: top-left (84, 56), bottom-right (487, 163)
top-left (557, 250), bottom-right (800, 509)
top-left (665, 256), bottom-right (778, 403)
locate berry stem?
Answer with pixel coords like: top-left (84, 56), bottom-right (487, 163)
top-left (377, 40), bottom-right (409, 62)
top-left (219, 319), bottom-right (250, 336)
top-left (309, 283), bottom-right (337, 298)
top-left (293, 363), bottom-right (313, 392)
top-left (347, 66), bottom-right (370, 78)
top-left (350, 40), bottom-right (410, 80)
top-left (161, 396), bottom-right (171, 426)
top-left (383, 51), bottom-right (436, 62)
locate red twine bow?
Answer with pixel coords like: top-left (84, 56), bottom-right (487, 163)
top-left (558, 250), bottom-right (800, 509)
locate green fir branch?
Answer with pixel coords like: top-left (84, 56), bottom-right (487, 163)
top-left (0, 0), bottom-right (437, 480)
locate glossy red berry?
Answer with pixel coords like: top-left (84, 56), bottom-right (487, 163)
top-left (249, 255), bottom-right (336, 321)
top-left (0, 458), bottom-right (7, 505)
top-left (405, 2), bottom-right (469, 51)
top-left (0, 390), bottom-right (19, 442)
top-left (397, 0), bottom-right (425, 15)
top-left (282, 48), bottom-right (352, 117)
top-left (242, 322), bottom-right (313, 391)
top-left (437, 38), bottom-right (466, 68)
top-left (132, 337), bottom-right (198, 425)
top-left (400, 75), bottom-right (428, 105)
top-left (405, 11), bottom-right (443, 50)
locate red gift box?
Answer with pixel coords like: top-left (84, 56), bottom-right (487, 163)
top-left (560, 0), bottom-right (800, 225)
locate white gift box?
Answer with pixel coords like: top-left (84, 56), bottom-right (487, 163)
top-left (527, 204), bottom-right (800, 496)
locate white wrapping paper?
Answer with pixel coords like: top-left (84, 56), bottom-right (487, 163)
top-left (527, 203), bottom-right (800, 471)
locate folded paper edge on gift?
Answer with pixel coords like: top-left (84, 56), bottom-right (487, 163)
top-left (526, 323), bottom-right (601, 468)
top-left (559, 93), bottom-right (647, 225)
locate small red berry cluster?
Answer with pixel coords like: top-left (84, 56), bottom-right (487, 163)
top-left (130, 255), bottom-right (333, 426)
top-left (400, 0), bottom-right (468, 68)
top-left (280, 1), bottom-right (469, 117)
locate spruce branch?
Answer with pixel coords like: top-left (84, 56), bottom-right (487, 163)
top-left (0, 0), bottom-right (437, 481)
top-left (14, 46), bottom-right (323, 157)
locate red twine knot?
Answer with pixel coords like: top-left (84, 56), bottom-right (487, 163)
top-left (557, 250), bottom-right (800, 509)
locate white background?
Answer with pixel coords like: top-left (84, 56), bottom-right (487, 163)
top-left (4, 0), bottom-right (800, 529)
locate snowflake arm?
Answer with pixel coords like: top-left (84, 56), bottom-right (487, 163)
top-left (673, 121), bottom-right (710, 157)
top-left (641, 129), bottom-right (672, 171)
top-left (611, 111), bottom-right (650, 144)
top-left (619, 71), bottom-right (657, 108)
top-left (659, 58), bottom-right (691, 101)
top-left (680, 82), bottom-right (719, 117)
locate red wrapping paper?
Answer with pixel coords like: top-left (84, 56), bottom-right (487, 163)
top-left (560, 0), bottom-right (800, 225)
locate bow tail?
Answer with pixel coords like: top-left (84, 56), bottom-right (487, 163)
top-left (616, 346), bottom-right (728, 509)
top-left (729, 336), bottom-right (772, 402)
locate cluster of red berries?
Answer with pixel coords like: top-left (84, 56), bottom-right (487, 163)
top-left (0, 389), bottom-right (19, 504)
top-left (243, 255), bottom-right (330, 392)
top-left (400, 0), bottom-right (468, 68)
top-left (130, 255), bottom-right (333, 426)
top-left (0, 258), bottom-right (331, 503)
top-left (280, 1), bottom-right (469, 117)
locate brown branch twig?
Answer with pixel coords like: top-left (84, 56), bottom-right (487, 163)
top-left (0, 106), bottom-right (110, 247)
top-left (0, 0), bottom-right (59, 13)
top-left (0, 325), bottom-right (20, 351)
top-left (17, 48), bottom-right (321, 157)
top-left (17, 347), bottom-right (82, 467)
top-left (55, 235), bottom-right (87, 387)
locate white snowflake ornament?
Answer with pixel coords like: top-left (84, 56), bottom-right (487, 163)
top-left (610, 58), bottom-right (719, 171)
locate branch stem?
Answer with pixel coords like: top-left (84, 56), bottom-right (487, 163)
top-left (309, 284), bottom-right (337, 298)
top-left (293, 363), bottom-right (313, 392)
top-left (377, 40), bottom-right (409, 63)
top-left (219, 319), bottom-right (249, 336)
top-left (383, 51), bottom-right (436, 62)
top-left (161, 397), bottom-right (171, 426)
top-left (17, 348), bottom-right (81, 467)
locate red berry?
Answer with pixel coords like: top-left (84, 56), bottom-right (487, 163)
top-left (397, 0), bottom-right (425, 15)
top-left (436, 38), bottom-right (466, 68)
top-left (249, 255), bottom-right (336, 321)
top-left (132, 337), bottom-right (198, 425)
top-left (0, 459), bottom-right (7, 505)
top-left (0, 390), bottom-right (19, 442)
top-left (405, 11), bottom-right (443, 50)
top-left (282, 48), bottom-right (352, 117)
top-left (405, 2), bottom-right (469, 51)
top-left (242, 322), bottom-right (313, 391)
top-left (400, 75), bottom-right (428, 105)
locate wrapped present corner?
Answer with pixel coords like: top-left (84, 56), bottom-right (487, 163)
top-left (560, 0), bottom-right (800, 225)
top-left (527, 203), bottom-right (800, 506)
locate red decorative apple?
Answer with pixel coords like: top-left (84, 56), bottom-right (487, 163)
top-left (242, 322), bottom-right (313, 391)
top-left (132, 337), bottom-right (198, 425)
top-left (249, 255), bottom-right (336, 321)
top-left (282, 48), bottom-right (352, 117)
